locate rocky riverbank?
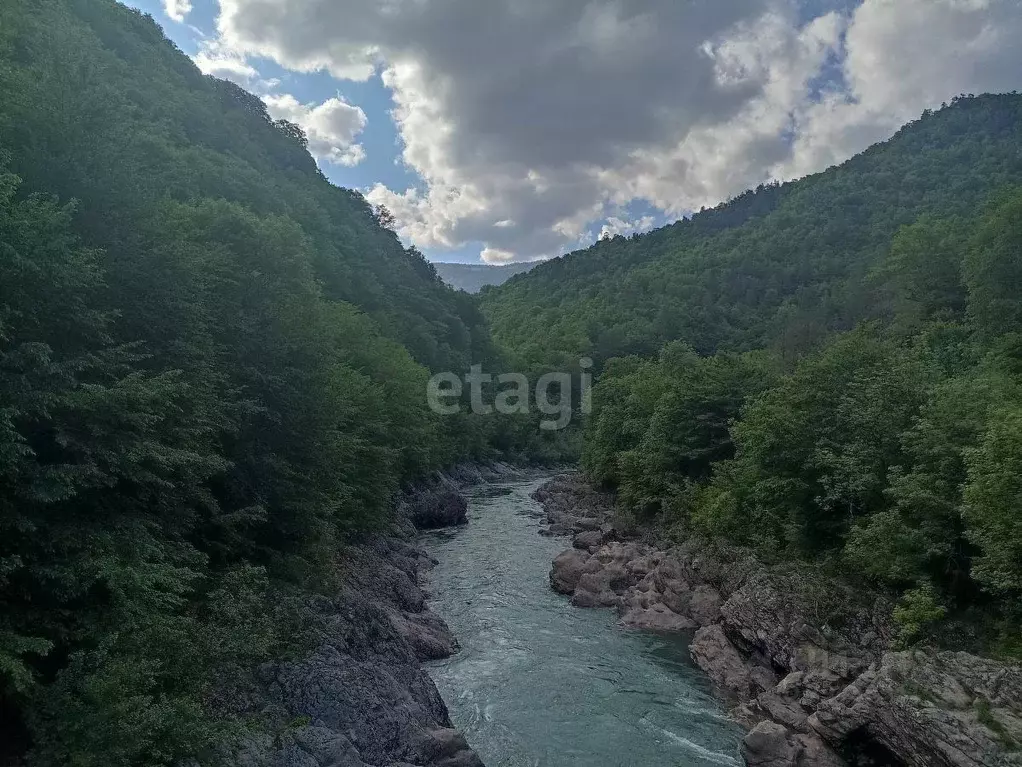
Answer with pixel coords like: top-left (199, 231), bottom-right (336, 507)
top-left (213, 462), bottom-right (523, 767)
top-left (537, 474), bottom-right (1022, 767)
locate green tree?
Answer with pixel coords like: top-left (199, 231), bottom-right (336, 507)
top-left (963, 407), bottom-right (1022, 596)
top-left (965, 190), bottom-right (1022, 341)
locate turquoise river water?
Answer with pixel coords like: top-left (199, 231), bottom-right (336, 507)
top-left (421, 475), bottom-right (744, 767)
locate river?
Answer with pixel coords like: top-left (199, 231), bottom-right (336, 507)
top-left (420, 474), bottom-right (744, 767)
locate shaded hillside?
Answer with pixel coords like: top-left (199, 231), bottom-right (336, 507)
top-left (0, 0), bottom-right (495, 375)
top-left (0, 1), bottom-right (503, 764)
top-left (434, 261), bottom-right (537, 293)
top-left (481, 94), bottom-right (1022, 366)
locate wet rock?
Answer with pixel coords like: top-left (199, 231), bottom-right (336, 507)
top-left (415, 729), bottom-right (484, 767)
top-left (399, 461), bottom-right (524, 530)
top-left (388, 609), bottom-right (459, 661)
top-left (269, 591), bottom-right (453, 766)
top-left (214, 468), bottom-right (488, 767)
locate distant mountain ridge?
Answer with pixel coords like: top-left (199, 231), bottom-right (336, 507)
top-left (434, 261), bottom-right (538, 293)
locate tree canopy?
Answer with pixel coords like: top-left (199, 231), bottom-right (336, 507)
top-left (485, 95), bottom-right (1022, 655)
top-left (0, 1), bottom-right (521, 763)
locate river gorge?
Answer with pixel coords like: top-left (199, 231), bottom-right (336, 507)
top-left (421, 475), bottom-right (744, 766)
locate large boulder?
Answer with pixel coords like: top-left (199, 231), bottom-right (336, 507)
top-left (388, 608), bottom-right (460, 661)
top-left (571, 529), bottom-right (603, 552)
top-left (743, 721), bottom-right (800, 767)
top-left (414, 729), bottom-right (485, 767)
top-left (406, 488), bottom-right (469, 529)
top-left (550, 548), bottom-right (591, 594)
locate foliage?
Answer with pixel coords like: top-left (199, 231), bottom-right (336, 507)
top-left (963, 407), bottom-right (1022, 596)
top-left (487, 96), bottom-right (1022, 657)
top-left (892, 585), bottom-right (948, 648)
top-left (0, 1), bottom-right (520, 763)
top-left (483, 94), bottom-right (1022, 367)
top-left (583, 343), bottom-right (777, 518)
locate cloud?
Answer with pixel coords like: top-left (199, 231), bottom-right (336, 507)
top-left (211, 0), bottom-right (1022, 261)
top-left (189, 40), bottom-right (370, 170)
top-left (163, 0), bottom-right (193, 23)
top-left (193, 46), bottom-right (259, 83)
top-left (599, 216), bottom-right (657, 240)
top-left (262, 94), bottom-right (368, 167)
top-left (480, 247), bottom-right (516, 265)
top-left (781, 0), bottom-right (1022, 178)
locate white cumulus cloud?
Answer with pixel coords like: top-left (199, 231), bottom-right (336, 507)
top-left (781, 0), bottom-right (1022, 178)
top-left (163, 0), bottom-right (193, 23)
top-left (262, 94), bottom-right (368, 167)
top-left (193, 46), bottom-right (259, 83)
top-left (599, 216), bottom-right (657, 240)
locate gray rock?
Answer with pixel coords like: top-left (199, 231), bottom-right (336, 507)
top-left (619, 602), bottom-right (698, 632)
top-left (405, 489), bottom-right (468, 529)
top-left (743, 721), bottom-right (801, 767)
top-left (388, 608), bottom-right (459, 661)
top-left (211, 469), bottom-right (488, 767)
top-left (810, 650), bottom-right (1022, 767)
top-left (531, 473), bottom-right (616, 536)
top-left (691, 625), bottom-right (776, 701)
top-left (278, 727), bottom-right (367, 767)
top-left (572, 530), bottom-right (603, 551)
top-left (742, 722), bottom-right (844, 767)
top-left (550, 548), bottom-right (591, 594)
top-left (756, 690), bottom-right (810, 733)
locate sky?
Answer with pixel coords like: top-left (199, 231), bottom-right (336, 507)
top-left (122, 0), bottom-right (1022, 265)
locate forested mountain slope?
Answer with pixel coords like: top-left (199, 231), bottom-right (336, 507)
top-left (0, 0), bottom-right (494, 375)
top-left (484, 95), bottom-right (1022, 660)
top-left (482, 93), bottom-right (1022, 366)
top-left (0, 1), bottom-right (501, 764)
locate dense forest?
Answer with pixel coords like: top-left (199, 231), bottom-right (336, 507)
top-left (0, 1), bottom-right (543, 764)
top-left (484, 95), bottom-right (1022, 657)
top-left (3, 0), bottom-right (1022, 763)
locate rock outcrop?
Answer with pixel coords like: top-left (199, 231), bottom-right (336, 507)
top-left (402, 463), bottom-right (523, 530)
top-left (742, 721), bottom-right (845, 767)
top-left (404, 486), bottom-right (469, 529)
top-left (531, 473), bottom-right (618, 538)
top-left (537, 473), bottom-right (1022, 767)
top-left (812, 651), bottom-right (1022, 766)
